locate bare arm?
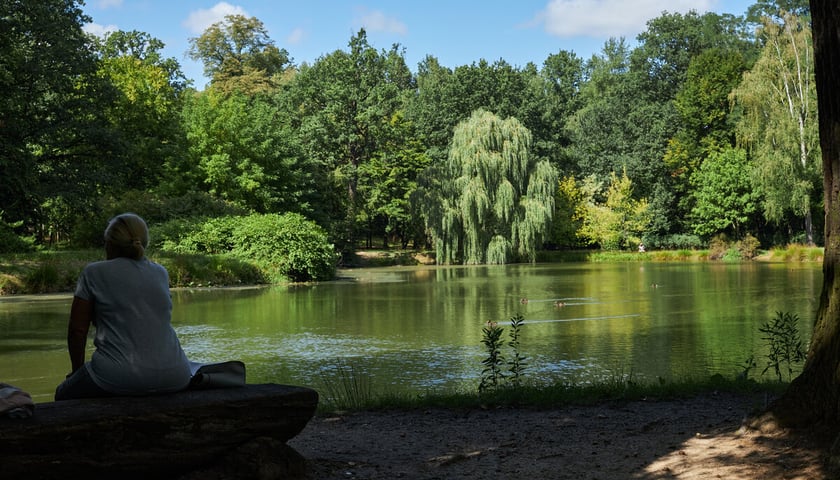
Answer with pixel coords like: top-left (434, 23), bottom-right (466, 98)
top-left (67, 296), bottom-right (93, 372)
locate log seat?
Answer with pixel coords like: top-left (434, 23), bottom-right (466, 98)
top-left (0, 383), bottom-right (319, 479)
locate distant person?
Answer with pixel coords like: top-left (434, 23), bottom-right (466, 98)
top-left (54, 213), bottom-right (192, 400)
top-left (638, 243), bottom-right (646, 253)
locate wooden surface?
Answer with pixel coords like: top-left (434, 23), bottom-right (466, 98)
top-left (0, 383), bottom-right (319, 479)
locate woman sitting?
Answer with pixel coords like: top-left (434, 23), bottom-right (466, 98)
top-left (54, 213), bottom-right (192, 400)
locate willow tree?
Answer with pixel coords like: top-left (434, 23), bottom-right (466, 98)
top-left (731, 11), bottom-right (821, 245)
top-left (420, 110), bottom-right (557, 264)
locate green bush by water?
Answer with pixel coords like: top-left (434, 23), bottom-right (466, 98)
top-left (156, 213), bottom-right (338, 282)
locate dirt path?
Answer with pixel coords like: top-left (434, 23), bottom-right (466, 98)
top-left (289, 392), bottom-right (832, 479)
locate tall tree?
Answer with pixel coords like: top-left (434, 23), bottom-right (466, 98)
top-left (418, 110), bottom-right (557, 264)
top-left (568, 39), bottom-right (674, 211)
top-left (94, 30), bottom-right (186, 191)
top-left (0, 0), bottom-right (113, 242)
top-left (665, 49), bottom-right (749, 228)
top-left (188, 14), bottom-right (291, 94)
top-left (577, 171), bottom-right (651, 250)
top-left (178, 90), bottom-right (309, 214)
top-left (632, 10), bottom-right (753, 101)
top-left (768, 0), bottom-right (840, 428)
top-left (689, 147), bottom-right (760, 238)
top-left (286, 30), bottom-right (414, 249)
top-left (731, 12), bottom-right (821, 245)
top-left (94, 29), bottom-right (189, 92)
top-left (747, 0), bottom-right (811, 22)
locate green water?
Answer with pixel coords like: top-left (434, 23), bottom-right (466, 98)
top-left (0, 262), bottom-right (821, 403)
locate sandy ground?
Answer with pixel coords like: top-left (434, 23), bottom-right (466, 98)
top-left (288, 391), bottom-right (833, 480)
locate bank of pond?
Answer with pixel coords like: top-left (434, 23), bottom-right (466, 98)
top-left (0, 245), bottom-right (825, 296)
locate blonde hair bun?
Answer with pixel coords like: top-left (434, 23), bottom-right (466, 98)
top-left (105, 213), bottom-right (149, 260)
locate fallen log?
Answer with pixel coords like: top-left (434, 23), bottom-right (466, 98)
top-left (0, 383), bottom-right (319, 479)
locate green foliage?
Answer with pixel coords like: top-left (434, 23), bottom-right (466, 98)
top-left (93, 30), bottom-right (186, 191)
top-left (24, 263), bottom-right (60, 293)
top-left (0, 214), bottom-right (33, 253)
top-left (69, 190), bottom-right (245, 249)
top-left (0, 5), bottom-right (824, 256)
top-left (285, 30), bottom-right (415, 250)
top-left (479, 315), bottom-right (529, 393)
top-left (419, 109), bottom-right (557, 264)
top-left (479, 321), bottom-right (506, 393)
top-left (758, 311), bottom-right (807, 382)
top-left (689, 147), bottom-right (760, 238)
top-left (179, 90), bottom-right (310, 213)
top-left (768, 244), bottom-right (824, 262)
top-left (230, 213), bottom-right (337, 282)
top-left (578, 171), bottom-right (651, 250)
top-left (731, 12), bottom-right (821, 244)
top-left (643, 234), bottom-right (704, 250)
top-left (550, 176), bottom-right (586, 249)
top-left (187, 14), bottom-right (291, 94)
top-left (317, 360), bottom-right (374, 412)
top-left (507, 314), bottom-right (528, 388)
top-left (153, 252), bottom-right (265, 287)
top-left (160, 213), bottom-right (337, 282)
top-left (0, 0), bottom-right (116, 239)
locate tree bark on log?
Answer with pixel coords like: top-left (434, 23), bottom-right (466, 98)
top-left (0, 384), bottom-right (318, 479)
top-left (767, 1), bottom-right (840, 427)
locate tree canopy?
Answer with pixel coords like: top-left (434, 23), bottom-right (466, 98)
top-left (0, 1), bottom-right (826, 260)
top-left (419, 110), bottom-right (557, 264)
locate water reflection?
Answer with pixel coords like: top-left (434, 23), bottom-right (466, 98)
top-left (0, 262), bottom-right (822, 402)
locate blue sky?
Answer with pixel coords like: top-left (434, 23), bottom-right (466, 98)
top-left (81, 0), bottom-right (756, 90)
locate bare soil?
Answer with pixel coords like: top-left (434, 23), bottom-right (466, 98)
top-left (289, 392), bottom-right (834, 479)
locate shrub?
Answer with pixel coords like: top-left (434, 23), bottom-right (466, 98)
top-left (158, 213), bottom-right (338, 282)
top-left (736, 234), bottom-right (761, 260)
top-left (708, 234), bottom-right (729, 260)
top-left (154, 252), bottom-right (266, 287)
top-left (70, 191), bottom-right (245, 248)
top-left (0, 215), bottom-right (33, 253)
top-left (643, 234), bottom-right (704, 250)
top-left (159, 216), bottom-right (238, 254)
top-left (231, 213), bottom-right (337, 282)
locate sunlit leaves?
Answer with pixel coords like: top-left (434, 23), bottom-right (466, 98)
top-left (421, 110), bottom-right (557, 264)
top-left (578, 171), bottom-right (651, 250)
top-left (188, 14), bottom-right (291, 94)
top-left (689, 147), bottom-right (760, 237)
top-left (731, 12), bottom-right (820, 243)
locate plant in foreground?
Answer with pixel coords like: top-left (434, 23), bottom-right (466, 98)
top-left (759, 311), bottom-right (807, 382)
top-left (318, 359), bottom-right (373, 411)
top-left (507, 314), bottom-right (527, 388)
top-left (479, 314), bottom-right (528, 393)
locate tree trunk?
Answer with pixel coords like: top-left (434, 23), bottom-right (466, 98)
top-left (769, 0), bottom-right (840, 426)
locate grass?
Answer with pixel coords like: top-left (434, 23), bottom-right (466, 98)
top-left (0, 249), bottom-right (270, 294)
top-left (313, 370), bottom-right (790, 414)
top-left (0, 244), bottom-right (824, 296)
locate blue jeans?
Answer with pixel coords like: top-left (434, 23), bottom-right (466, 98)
top-left (54, 364), bottom-right (112, 401)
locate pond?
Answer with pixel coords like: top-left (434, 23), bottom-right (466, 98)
top-left (0, 261), bottom-right (822, 403)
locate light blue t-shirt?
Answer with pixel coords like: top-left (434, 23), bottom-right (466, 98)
top-left (74, 257), bottom-right (191, 395)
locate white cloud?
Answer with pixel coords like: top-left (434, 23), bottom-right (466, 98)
top-left (95, 0), bottom-right (123, 8)
top-left (539, 0), bottom-right (715, 38)
top-left (182, 2), bottom-right (249, 34)
top-left (82, 22), bottom-right (118, 37)
top-left (354, 9), bottom-right (407, 35)
top-left (287, 27), bottom-right (306, 45)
